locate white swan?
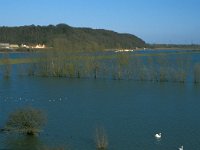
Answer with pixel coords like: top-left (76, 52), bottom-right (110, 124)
top-left (179, 145), bottom-right (183, 150)
top-left (155, 133), bottom-right (161, 139)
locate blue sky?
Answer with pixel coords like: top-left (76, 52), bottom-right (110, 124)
top-left (0, 0), bottom-right (200, 44)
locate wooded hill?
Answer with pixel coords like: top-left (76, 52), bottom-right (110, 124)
top-left (0, 24), bottom-right (146, 51)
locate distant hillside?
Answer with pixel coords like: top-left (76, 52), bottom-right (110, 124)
top-left (0, 24), bottom-right (146, 51)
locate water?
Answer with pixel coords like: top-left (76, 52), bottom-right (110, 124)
top-left (1, 76), bottom-right (200, 150)
top-left (1, 49), bottom-right (200, 149)
top-left (0, 52), bottom-right (36, 59)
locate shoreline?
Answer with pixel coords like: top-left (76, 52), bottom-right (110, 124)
top-left (151, 47), bottom-right (200, 51)
top-left (106, 47), bottom-right (200, 52)
top-left (1, 47), bottom-right (200, 54)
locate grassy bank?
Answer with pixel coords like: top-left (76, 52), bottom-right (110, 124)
top-left (1, 50), bottom-right (200, 65)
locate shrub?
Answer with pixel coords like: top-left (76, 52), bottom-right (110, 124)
top-left (5, 107), bottom-right (46, 136)
top-left (95, 127), bottom-right (108, 150)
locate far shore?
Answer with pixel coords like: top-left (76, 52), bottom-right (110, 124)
top-left (106, 47), bottom-right (200, 52)
top-left (1, 47), bottom-right (200, 54)
top-left (151, 47), bottom-right (200, 50)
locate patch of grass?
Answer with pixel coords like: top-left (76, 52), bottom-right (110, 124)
top-left (0, 58), bottom-right (38, 65)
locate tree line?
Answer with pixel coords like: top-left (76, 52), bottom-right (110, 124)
top-left (0, 24), bottom-right (146, 51)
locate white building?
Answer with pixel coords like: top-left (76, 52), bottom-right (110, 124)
top-left (0, 43), bottom-right (10, 49)
top-left (21, 44), bottom-right (29, 48)
top-left (10, 44), bottom-right (19, 49)
top-left (35, 44), bottom-right (46, 49)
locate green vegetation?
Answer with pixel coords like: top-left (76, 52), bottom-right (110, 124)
top-left (1, 49), bottom-right (200, 84)
top-left (194, 63), bottom-right (200, 83)
top-left (5, 107), bottom-right (46, 136)
top-left (0, 57), bottom-right (37, 65)
top-left (0, 24), bottom-right (145, 51)
top-left (148, 43), bottom-right (200, 50)
top-left (1, 52), bottom-right (11, 78)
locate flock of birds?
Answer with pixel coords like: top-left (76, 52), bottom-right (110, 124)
top-left (155, 133), bottom-right (183, 150)
top-left (1, 96), bottom-right (67, 103)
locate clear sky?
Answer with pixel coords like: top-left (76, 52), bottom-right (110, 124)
top-left (0, 0), bottom-right (200, 44)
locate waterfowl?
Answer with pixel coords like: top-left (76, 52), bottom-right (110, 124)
top-left (179, 145), bottom-right (183, 150)
top-left (155, 133), bottom-right (161, 139)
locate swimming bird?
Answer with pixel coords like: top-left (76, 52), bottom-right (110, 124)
top-left (179, 145), bottom-right (183, 150)
top-left (155, 133), bottom-right (161, 139)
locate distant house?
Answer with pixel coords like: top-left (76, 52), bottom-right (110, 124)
top-left (34, 44), bottom-right (46, 49)
top-left (10, 44), bottom-right (19, 49)
top-left (0, 43), bottom-right (10, 49)
top-left (21, 44), bottom-right (29, 48)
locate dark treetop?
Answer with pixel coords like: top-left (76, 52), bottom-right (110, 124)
top-left (0, 24), bottom-right (146, 51)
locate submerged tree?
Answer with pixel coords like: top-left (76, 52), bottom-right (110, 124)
top-left (5, 107), bottom-right (46, 136)
top-left (115, 53), bottom-right (130, 80)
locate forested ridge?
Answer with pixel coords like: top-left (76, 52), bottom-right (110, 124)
top-left (0, 24), bottom-right (146, 51)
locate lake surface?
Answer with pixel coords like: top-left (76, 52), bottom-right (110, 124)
top-left (1, 76), bottom-right (200, 150)
top-left (1, 49), bottom-right (200, 150)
